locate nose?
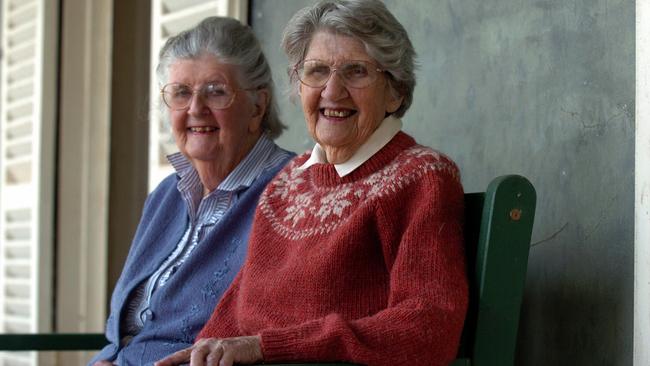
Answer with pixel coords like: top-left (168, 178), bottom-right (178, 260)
top-left (320, 72), bottom-right (349, 101)
top-left (187, 92), bottom-right (209, 116)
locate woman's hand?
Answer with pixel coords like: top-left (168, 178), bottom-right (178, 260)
top-left (154, 335), bottom-right (263, 366)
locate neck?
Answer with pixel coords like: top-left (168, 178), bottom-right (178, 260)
top-left (321, 145), bottom-right (356, 165)
top-left (194, 133), bottom-right (261, 195)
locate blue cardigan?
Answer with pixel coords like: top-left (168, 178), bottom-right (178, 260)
top-left (89, 149), bottom-right (293, 366)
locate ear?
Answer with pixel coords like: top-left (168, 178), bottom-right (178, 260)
top-left (385, 92), bottom-right (403, 114)
top-left (248, 89), bottom-right (269, 134)
top-left (384, 82), bottom-right (403, 114)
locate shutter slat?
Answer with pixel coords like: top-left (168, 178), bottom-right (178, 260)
top-left (5, 99), bottom-right (33, 119)
top-left (5, 116), bottom-right (32, 128)
top-left (4, 246), bottom-right (30, 260)
top-left (0, 351), bottom-right (31, 364)
top-left (161, 0), bottom-right (211, 13)
top-left (3, 315), bottom-right (31, 325)
top-left (7, 0), bottom-right (37, 13)
top-left (6, 2), bottom-right (37, 25)
top-left (159, 2), bottom-right (220, 36)
top-left (7, 60), bottom-right (34, 78)
top-left (5, 22), bottom-right (36, 48)
top-left (3, 155), bottom-right (32, 167)
top-left (3, 278), bottom-right (30, 287)
top-left (4, 138), bottom-right (33, 160)
top-left (5, 124), bottom-right (33, 141)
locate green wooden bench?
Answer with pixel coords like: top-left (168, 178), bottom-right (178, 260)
top-left (0, 175), bottom-right (536, 366)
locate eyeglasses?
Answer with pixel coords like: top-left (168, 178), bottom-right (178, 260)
top-left (161, 82), bottom-right (243, 111)
top-left (294, 59), bottom-right (385, 89)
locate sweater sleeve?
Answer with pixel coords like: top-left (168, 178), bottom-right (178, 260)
top-left (257, 169), bottom-right (468, 366)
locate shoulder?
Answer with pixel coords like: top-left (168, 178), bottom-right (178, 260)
top-left (285, 150), bottom-right (311, 170)
top-left (148, 173), bottom-right (180, 198)
top-left (396, 144), bottom-right (461, 183)
top-left (262, 144), bottom-right (297, 175)
top-left (267, 151), bottom-right (311, 183)
top-left (362, 144), bottom-right (462, 201)
top-left (140, 173), bottom-right (182, 215)
top-left (395, 139), bottom-right (459, 171)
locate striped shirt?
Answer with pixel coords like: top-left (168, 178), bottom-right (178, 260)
top-left (120, 135), bottom-right (287, 340)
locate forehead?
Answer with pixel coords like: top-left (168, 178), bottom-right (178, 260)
top-left (168, 53), bottom-right (241, 85)
top-left (304, 31), bottom-right (372, 63)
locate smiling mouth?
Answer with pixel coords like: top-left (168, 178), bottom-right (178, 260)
top-left (188, 126), bottom-right (219, 133)
top-left (321, 108), bottom-right (356, 118)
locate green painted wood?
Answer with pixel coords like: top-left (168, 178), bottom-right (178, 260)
top-left (450, 359), bottom-right (471, 366)
top-left (0, 333), bottom-right (108, 350)
top-left (471, 175), bottom-right (536, 366)
top-left (0, 176), bottom-right (535, 366)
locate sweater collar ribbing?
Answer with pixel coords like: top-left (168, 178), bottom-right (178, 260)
top-left (298, 116), bottom-right (402, 177)
top-left (306, 132), bottom-right (416, 187)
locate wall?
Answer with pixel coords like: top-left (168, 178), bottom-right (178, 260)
top-left (251, 0), bottom-right (635, 364)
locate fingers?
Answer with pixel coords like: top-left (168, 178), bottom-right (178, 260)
top-left (191, 340), bottom-right (219, 366)
top-left (217, 351), bottom-right (234, 366)
top-left (155, 336), bottom-right (262, 366)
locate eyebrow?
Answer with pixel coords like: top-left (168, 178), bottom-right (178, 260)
top-left (303, 59), bottom-right (377, 65)
top-left (169, 80), bottom-right (230, 87)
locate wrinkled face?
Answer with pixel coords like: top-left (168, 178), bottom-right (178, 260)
top-left (167, 53), bottom-right (263, 167)
top-left (299, 31), bottom-right (402, 159)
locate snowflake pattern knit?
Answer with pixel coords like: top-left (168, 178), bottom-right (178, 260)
top-left (198, 132), bottom-right (469, 366)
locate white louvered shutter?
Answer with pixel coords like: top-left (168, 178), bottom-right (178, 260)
top-left (0, 0), bottom-right (58, 365)
top-left (148, 0), bottom-right (247, 190)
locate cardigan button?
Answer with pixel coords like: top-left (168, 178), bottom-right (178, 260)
top-left (141, 309), bottom-right (154, 323)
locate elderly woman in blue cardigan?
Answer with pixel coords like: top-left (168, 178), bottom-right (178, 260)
top-left (89, 17), bottom-right (294, 366)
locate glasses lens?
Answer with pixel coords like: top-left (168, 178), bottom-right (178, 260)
top-left (201, 82), bottom-right (235, 109)
top-left (340, 61), bottom-right (375, 88)
top-left (162, 83), bottom-right (192, 109)
top-left (298, 61), bottom-right (331, 88)
top-left (161, 82), bottom-right (235, 110)
top-left (297, 60), bottom-right (380, 88)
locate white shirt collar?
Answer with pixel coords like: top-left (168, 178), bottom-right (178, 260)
top-left (298, 115), bottom-right (402, 177)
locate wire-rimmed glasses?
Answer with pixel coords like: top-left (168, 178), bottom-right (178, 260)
top-left (294, 59), bottom-right (385, 89)
top-left (161, 82), bottom-right (241, 111)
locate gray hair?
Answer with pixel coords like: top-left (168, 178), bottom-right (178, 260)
top-left (157, 16), bottom-right (286, 139)
top-left (282, 0), bottom-right (417, 118)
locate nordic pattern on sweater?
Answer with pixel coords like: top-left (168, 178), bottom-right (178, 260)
top-left (198, 132), bottom-right (468, 366)
top-left (259, 140), bottom-right (460, 239)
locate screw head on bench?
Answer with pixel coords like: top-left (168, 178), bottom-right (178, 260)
top-left (509, 208), bottom-right (522, 221)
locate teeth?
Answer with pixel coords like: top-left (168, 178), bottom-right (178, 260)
top-left (189, 126), bottom-right (218, 133)
top-left (323, 109), bottom-right (352, 118)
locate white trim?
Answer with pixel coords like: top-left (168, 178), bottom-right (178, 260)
top-left (57, 0), bottom-right (112, 330)
top-left (35, 0), bottom-right (58, 336)
top-left (56, 0), bottom-right (112, 364)
top-left (635, 1), bottom-right (650, 365)
top-left (228, 0), bottom-right (248, 24)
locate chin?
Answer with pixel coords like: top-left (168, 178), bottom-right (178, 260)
top-left (186, 149), bottom-right (219, 161)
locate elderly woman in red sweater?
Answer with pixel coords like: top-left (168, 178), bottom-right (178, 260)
top-left (156, 1), bottom-right (468, 365)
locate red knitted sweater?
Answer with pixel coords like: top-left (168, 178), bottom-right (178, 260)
top-left (197, 132), bottom-right (468, 366)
